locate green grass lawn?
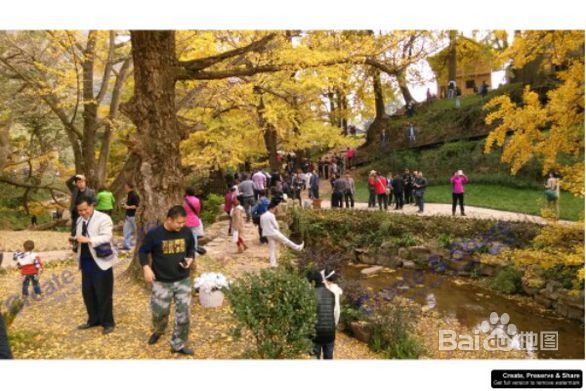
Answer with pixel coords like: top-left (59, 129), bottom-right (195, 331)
top-left (327, 181), bottom-right (584, 221)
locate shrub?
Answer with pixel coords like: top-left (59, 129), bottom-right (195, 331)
top-left (199, 193), bottom-right (224, 226)
top-left (367, 300), bottom-right (427, 359)
top-left (490, 267), bottom-right (523, 294)
top-left (226, 268), bottom-right (317, 359)
top-left (437, 233), bottom-right (453, 248)
top-left (392, 233), bottom-right (419, 247)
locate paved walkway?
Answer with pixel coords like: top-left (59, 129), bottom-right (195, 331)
top-left (317, 200), bottom-right (574, 225)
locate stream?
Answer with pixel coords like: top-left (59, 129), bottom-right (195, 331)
top-left (343, 265), bottom-right (585, 359)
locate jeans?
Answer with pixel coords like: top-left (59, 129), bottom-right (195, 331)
top-left (368, 188), bottom-right (376, 208)
top-left (190, 227), bottom-right (199, 253)
top-left (242, 196), bottom-right (255, 220)
top-left (415, 191), bottom-right (425, 212)
top-left (22, 274), bottom-right (41, 296)
top-left (452, 193), bottom-right (465, 215)
top-left (310, 186), bottom-right (319, 200)
top-left (313, 341), bottom-right (335, 359)
top-left (123, 216), bottom-right (136, 250)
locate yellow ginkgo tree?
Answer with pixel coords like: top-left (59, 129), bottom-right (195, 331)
top-left (484, 30), bottom-right (585, 197)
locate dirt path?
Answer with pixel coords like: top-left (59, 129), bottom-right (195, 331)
top-left (1, 217), bottom-right (379, 359)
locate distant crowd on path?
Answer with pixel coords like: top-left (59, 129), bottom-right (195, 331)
top-left (364, 169), bottom-right (470, 216)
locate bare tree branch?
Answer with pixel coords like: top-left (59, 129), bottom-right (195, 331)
top-left (178, 33), bottom-right (277, 72)
top-left (95, 31), bottom-right (116, 106)
top-left (0, 175), bottom-right (67, 194)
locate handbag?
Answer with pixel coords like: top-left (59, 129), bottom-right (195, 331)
top-left (94, 242), bottom-right (114, 258)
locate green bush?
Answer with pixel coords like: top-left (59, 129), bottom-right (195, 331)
top-left (437, 233), bottom-right (453, 248)
top-left (226, 268), bottom-right (317, 359)
top-left (490, 267), bottom-right (523, 294)
top-left (199, 193), bottom-right (224, 226)
top-left (368, 301), bottom-right (426, 359)
top-left (392, 233), bottom-right (419, 247)
top-left (289, 208), bottom-right (541, 256)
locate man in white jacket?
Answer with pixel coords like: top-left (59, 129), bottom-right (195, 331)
top-left (260, 200), bottom-right (304, 267)
top-left (72, 195), bottom-right (117, 335)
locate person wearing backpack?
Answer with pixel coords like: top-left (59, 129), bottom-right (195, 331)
top-left (183, 187), bottom-right (204, 252)
top-left (251, 190), bottom-right (270, 244)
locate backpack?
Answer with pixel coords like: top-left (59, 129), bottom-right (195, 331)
top-left (251, 198), bottom-right (268, 224)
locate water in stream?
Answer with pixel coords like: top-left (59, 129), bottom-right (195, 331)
top-left (343, 265), bottom-right (585, 359)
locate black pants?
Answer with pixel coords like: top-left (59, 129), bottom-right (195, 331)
top-left (70, 209), bottom-right (79, 236)
top-left (377, 193), bottom-right (388, 210)
top-left (313, 341), bottom-right (335, 359)
top-left (452, 193), bottom-right (465, 215)
top-left (368, 188), bottom-right (376, 207)
top-left (81, 256), bottom-right (114, 328)
top-left (258, 224), bottom-right (268, 243)
top-left (404, 186), bottom-right (413, 204)
top-left (331, 192), bottom-right (343, 208)
top-left (394, 192), bottom-right (404, 209)
top-left (344, 192), bottom-right (354, 208)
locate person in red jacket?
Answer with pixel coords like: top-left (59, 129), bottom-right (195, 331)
top-left (374, 172), bottom-right (389, 211)
top-left (13, 240), bottom-right (44, 297)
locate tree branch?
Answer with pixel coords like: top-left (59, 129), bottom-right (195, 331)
top-left (178, 33), bottom-right (277, 72)
top-left (95, 31), bottom-right (116, 106)
top-left (0, 175), bottom-right (68, 194)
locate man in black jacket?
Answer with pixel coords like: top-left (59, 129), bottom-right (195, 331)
top-left (0, 313), bottom-right (12, 359)
top-left (139, 206), bottom-right (195, 355)
top-left (308, 270), bottom-right (336, 359)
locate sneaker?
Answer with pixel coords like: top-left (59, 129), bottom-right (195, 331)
top-left (171, 347), bottom-right (194, 355)
top-left (148, 333), bottom-right (162, 345)
top-left (461, 213), bottom-right (467, 216)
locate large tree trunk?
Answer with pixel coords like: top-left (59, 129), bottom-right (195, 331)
top-left (396, 70), bottom-right (415, 104)
top-left (109, 151), bottom-right (142, 202)
top-left (448, 30), bottom-right (457, 83)
top-left (336, 87), bottom-right (348, 134)
top-left (122, 30), bottom-right (184, 279)
top-left (366, 68), bottom-right (386, 145)
top-left (256, 94), bottom-right (280, 172)
top-left (0, 118), bottom-right (9, 171)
